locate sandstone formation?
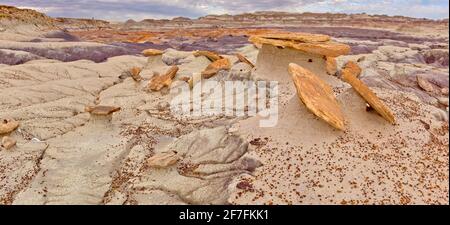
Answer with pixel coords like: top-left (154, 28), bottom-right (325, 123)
top-left (193, 50), bottom-right (222, 61)
top-left (148, 66), bottom-right (179, 91)
top-left (147, 151), bottom-right (180, 168)
top-left (201, 58), bottom-right (231, 78)
top-left (130, 67), bottom-right (142, 82)
top-left (289, 63), bottom-right (345, 130)
top-left (341, 62), bottom-right (396, 124)
top-left (0, 5), bottom-right (448, 206)
top-left (249, 35), bottom-right (351, 57)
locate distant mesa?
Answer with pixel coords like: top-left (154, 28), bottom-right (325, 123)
top-left (1, 4), bottom-right (448, 32)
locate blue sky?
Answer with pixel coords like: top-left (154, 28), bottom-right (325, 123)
top-left (1, 0), bottom-right (448, 21)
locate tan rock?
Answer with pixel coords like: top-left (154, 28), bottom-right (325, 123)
top-left (236, 53), bottom-right (255, 68)
top-left (417, 75), bottom-right (435, 93)
top-left (142, 48), bottom-right (164, 56)
top-left (288, 63), bottom-right (345, 130)
top-left (130, 67), bottom-right (142, 82)
top-left (325, 56), bottom-right (337, 75)
top-left (249, 35), bottom-right (350, 57)
top-left (441, 88), bottom-right (449, 95)
top-left (0, 118), bottom-right (19, 135)
top-left (341, 63), bottom-right (396, 124)
top-left (342, 61), bottom-right (362, 78)
top-left (201, 58), bottom-right (231, 79)
top-left (147, 151), bottom-right (180, 168)
top-left (193, 50), bottom-right (222, 62)
top-left (1, 136), bottom-right (16, 150)
top-left (259, 32), bottom-right (331, 43)
top-left (85, 106), bottom-right (121, 116)
top-left (148, 66), bottom-right (179, 91)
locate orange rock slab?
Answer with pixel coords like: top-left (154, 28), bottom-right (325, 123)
top-left (258, 32), bottom-right (331, 43)
top-left (236, 53), bottom-right (255, 68)
top-left (249, 35), bottom-right (350, 57)
top-left (288, 63), bottom-right (345, 130)
top-left (130, 67), bottom-right (142, 81)
top-left (201, 58), bottom-right (231, 79)
top-left (341, 62), bottom-right (396, 124)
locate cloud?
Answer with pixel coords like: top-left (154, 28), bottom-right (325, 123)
top-left (1, 0), bottom-right (448, 21)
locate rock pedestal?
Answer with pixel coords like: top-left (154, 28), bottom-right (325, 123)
top-left (251, 38), bottom-right (348, 104)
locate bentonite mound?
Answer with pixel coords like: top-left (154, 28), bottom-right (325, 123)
top-left (0, 53), bottom-right (260, 205)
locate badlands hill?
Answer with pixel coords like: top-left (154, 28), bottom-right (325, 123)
top-left (123, 11), bottom-right (448, 34)
top-left (0, 5), bottom-right (111, 31)
top-left (0, 5), bottom-right (54, 27)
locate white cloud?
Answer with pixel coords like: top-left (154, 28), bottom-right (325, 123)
top-left (3, 0), bottom-right (449, 20)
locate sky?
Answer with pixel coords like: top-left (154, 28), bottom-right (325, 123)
top-left (2, 0), bottom-right (448, 21)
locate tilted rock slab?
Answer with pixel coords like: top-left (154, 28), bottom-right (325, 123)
top-left (288, 63), bottom-right (345, 130)
top-left (193, 50), bottom-right (222, 62)
top-left (148, 66), bottom-right (179, 91)
top-left (341, 61), bottom-right (396, 124)
top-left (147, 151), bottom-right (180, 168)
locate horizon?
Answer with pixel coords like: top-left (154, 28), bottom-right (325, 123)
top-left (2, 0), bottom-right (449, 21)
